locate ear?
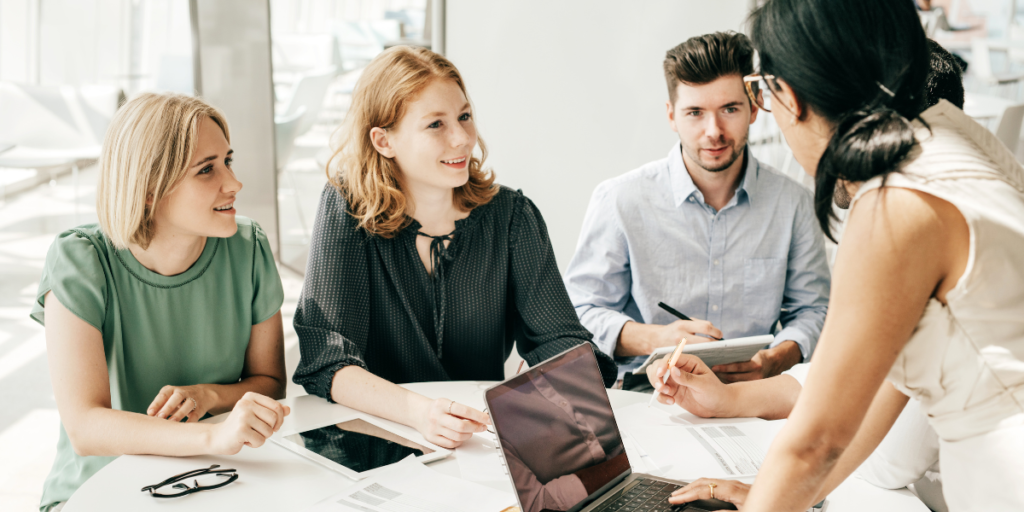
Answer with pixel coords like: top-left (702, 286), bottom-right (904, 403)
top-left (369, 127), bottom-right (396, 159)
top-left (145, 193), bottom-right (154, 207)
top-left (666, 100), bottom-right (678, 133)
top-left (772, 78), bottom-right (805, 121)
top-left (748, 93), bottom-right (760, 125)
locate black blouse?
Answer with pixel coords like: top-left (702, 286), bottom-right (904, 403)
top-left (293, 184), bottom-right (617, 400)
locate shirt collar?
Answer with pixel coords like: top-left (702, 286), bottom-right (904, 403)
top-left (668, 143), bottom-right (761, 208)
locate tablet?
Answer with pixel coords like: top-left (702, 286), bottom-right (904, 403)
top-left (633, 334), bottom-right (774, 377)
top-left (272, 418), bottom-right (451, 480)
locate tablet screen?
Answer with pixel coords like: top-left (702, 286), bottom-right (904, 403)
top-left (279, 418), bottom-right (434, 473)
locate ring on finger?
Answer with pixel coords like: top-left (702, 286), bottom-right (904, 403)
top-left (709, 483), bottom-right (717, 500)
top-left (188, 397), bottom-right (198, 413)
top-left (447, 400), bottom-right (455, 415)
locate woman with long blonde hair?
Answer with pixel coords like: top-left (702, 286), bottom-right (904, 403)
top-left (293, 46), bottom-right (616, 448)
top-left (32, 93), bottom-right (289, 511)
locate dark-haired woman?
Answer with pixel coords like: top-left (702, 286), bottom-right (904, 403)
top-left (655, 0), bottom-right (1024, 510)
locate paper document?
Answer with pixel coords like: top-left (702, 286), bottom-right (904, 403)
top-left (623, 420), bottom-right (786, 481)
top-left (455, 432), bottom-right (510, 484)
top-left (303, 456), bottom-right (516, 512)
top-left (615, 403), bottom-right (693, 430)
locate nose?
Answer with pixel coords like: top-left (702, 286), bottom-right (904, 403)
top-left (224, 166), bottom-right (243, 195)
top-left (449, 122), bottom-right (472, 148)
top-left (704, 113), bottom-right (725, 141)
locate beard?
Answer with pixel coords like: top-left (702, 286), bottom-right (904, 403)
top-left (682, 133), bottom-right (747, 173)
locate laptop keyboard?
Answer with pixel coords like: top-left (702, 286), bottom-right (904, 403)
top-left (591, 477), bottom-right (700, 512)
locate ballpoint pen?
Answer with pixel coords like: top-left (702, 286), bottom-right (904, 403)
top-left (648, 337), bottom-right (687, 407)
top-left (657, 302), bottom-right (723, 340)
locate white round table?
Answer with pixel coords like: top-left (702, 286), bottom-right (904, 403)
top-left (63, 382), bottom-right (928, 511)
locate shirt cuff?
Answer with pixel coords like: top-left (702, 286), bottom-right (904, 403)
top-left (306, 358), bottom-right (366, 403)
top-left (772, 328), bottom-right (811, 363)
top-left (582, 309), bottom-right (634, 358)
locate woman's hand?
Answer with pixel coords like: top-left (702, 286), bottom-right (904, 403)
top-left (414, 397), bottom-right (490, 449)
top-left (669, 478), bottom-right (750, 509)
top-left (148, 384), bottom-right (218, 422)
top-left (646, 353), bottom-right (737, 418)
top-left (206, 392), bottom-right (290, 455)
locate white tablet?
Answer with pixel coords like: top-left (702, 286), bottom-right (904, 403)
top-left (272, 417), bottom-right (451, 480)
top-left (633, 334), bottom-right (774, 376)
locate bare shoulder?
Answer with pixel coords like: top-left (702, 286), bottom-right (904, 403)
top-left (847, 185), bottom-right (969, 300)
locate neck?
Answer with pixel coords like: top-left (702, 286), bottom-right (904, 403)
top-left (682, 145), bottom-right (747, 212)
top-left (128, 230), bottom-right (207, 276)
top-left (405, 181), bottom-right (463, 235)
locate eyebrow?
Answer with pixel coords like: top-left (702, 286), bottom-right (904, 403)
top-left (421, 103), bottom-right (472, 119)
top-left (192, 149), bottom-right (234, 168)
top-left (682, 101), bottom-right (744, 111)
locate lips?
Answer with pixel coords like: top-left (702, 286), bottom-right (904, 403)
top-left (441, 156), bottom-right (468, 169)
top-left (213, 201), bottom-right (235, 213)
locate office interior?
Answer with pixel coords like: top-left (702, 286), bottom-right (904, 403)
top-left (0, 0), bottom-right (1019, 510)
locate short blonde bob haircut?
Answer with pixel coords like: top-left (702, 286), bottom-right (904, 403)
top-left (328, 45), bottom-right (497, 238)
top-left (97, 93), bottom-right (229, 250)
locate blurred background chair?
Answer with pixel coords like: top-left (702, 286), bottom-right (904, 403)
top-left (276, 66), bottom-right (337, 140)
top-left (0, 82), bottom-right (121, 215)
top-left (994, 102), bottom-right (1024, 153)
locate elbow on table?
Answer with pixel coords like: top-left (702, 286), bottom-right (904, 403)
top-left (64, 421), bottom-right (105, 457)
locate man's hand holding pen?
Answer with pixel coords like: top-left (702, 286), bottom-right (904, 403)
top-left (615, 319), bottom-right (723, 357)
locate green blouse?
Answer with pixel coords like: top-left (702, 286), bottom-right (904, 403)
top-left (29, 216), bottom-right (283, 510)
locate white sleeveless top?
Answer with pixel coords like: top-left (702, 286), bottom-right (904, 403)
top-left (851, 99), bottom-right (1024, 443)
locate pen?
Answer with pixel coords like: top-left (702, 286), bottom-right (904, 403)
top-left (648, 337), bottom-right (687, 407)
top-left (657, 302), bottom-right (723, 340)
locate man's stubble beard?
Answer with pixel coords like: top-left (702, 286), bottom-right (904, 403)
top-left (682, 132), bottom-right (748, 174)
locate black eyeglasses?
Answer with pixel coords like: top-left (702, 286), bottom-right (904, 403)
top-left (141, 464), bottom-right (239, 498)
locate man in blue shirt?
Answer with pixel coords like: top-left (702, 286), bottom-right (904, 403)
top-left (564, 32), bottom-right (831, 384)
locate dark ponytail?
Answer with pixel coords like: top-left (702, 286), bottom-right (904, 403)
top-left (750, 0), bottom-right (929, 241)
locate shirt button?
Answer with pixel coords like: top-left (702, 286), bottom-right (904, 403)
top-left (561, 401), bottom-right (567, 407)
top-left (713, 259), bottom-right (720, 266)
top-left (712, 305), bottom-right (719, 311)
top-left (689, 197), bottom-right (695, 202)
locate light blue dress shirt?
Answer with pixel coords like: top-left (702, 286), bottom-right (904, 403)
top-left (565, 144), bottom-right (831, 379)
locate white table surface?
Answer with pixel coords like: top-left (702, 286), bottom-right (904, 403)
top-left (63, 381), bottom-right (928, 512)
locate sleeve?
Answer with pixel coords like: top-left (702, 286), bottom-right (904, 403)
top-left (774, 188), bottom-right (831, 360)
top-left (29, 229), bottom-right (108, 331)
top-left (291, 184), bottom-right (372, 401)
top-left (508, 190), bottom-right (618, 387)
top-left (249, 221), bottom-right (285, 325)
top-left (562, 182), bottom-right (636, 358)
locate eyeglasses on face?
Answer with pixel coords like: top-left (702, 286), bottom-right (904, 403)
top-left (140, 464), bottom-right (239, 498)
top-left (743, 74), bottom-right (777, 113)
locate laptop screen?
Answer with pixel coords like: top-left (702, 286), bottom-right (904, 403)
top-left (486, 345), bottom-right (631, 512)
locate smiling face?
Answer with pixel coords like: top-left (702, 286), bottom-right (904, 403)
top-left (151, 116), bottom-right (242, 239)
top-left (371, 79), bottom-right (477, 195)
top-left (668, 74), bottom-right (757, 173)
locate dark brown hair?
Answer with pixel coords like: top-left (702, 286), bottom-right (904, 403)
top-left (663, 31), bottom-right (755, 104)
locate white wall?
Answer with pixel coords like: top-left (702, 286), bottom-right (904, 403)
top-left (446, 0), bottom-right (750, 271)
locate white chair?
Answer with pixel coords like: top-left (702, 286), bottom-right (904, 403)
top-left (277, 66), bottom-right (336, 138)
top-left (970, 39), bottom-right (1024, 99)
top-left (994, 103), bottom-right (1024, 154)
top-left (275, 106), bottom-right (310, 241)
top-left (0, 82), bottom-right (120, 213)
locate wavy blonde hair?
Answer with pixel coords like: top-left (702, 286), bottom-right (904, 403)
top-left (328, 46), bottom-right (497, 237)
top-left (97, 93), bottom-right (229, 249)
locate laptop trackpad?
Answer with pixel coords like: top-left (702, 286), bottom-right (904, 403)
top-left (680, 497), bottom-right (739, 510)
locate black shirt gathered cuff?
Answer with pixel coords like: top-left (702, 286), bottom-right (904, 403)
top-left (295, 357), bottom-right (366, 403)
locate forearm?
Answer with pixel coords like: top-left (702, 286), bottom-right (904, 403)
top-left (329, 366), bottom-right (430, 429)
top-left (66, 407), bottom-right (213, 457)
top-left (728, 375), bottom-right (802, 420)
top-left (616, 321), bottom-right (656, 356)
top-left (200, 375), bottom-right (287, 416)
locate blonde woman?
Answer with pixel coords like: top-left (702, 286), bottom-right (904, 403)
top-left (293, 46), bottom-right (616, 449)
top-left (31, 93), bottom-right (290, 511)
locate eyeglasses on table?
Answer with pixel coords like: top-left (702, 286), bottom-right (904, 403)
top-left (140, 464), bottom-right (239, 498)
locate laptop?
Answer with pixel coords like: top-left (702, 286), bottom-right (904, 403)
top-left (484, 344), bottom-right (737, 512)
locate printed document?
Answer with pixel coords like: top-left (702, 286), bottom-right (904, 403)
top-left (303, 456), bottom-right (516, 512)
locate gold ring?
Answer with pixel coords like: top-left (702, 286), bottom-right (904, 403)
top-left (709, 483), bottom-right (717, 500)
top-left (448, 400), bottom-right (455, 415)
